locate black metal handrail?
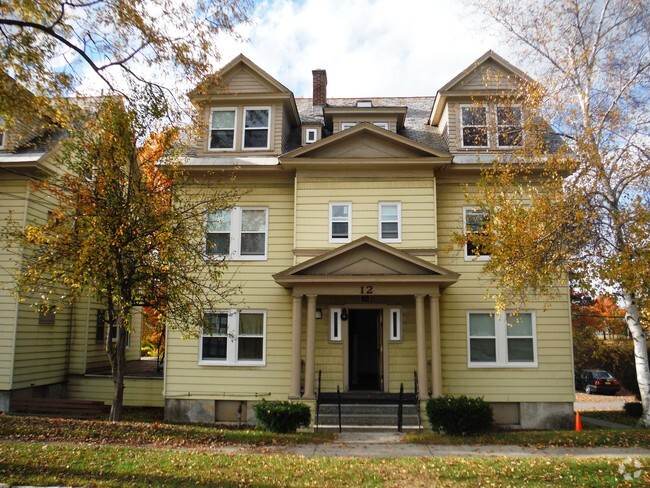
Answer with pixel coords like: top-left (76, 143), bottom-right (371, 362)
top-left (397, 383), bottom-right (404, 432)
top-left (315, 370), bottom-right (322, 432)
top-left (414, 370), bottom-right (422, 432)
top-left (336, 385), bottom-right (342, 433)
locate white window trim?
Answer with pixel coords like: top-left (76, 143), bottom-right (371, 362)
top-left (305, 128), bottom-right (318, 144)
top-left (205, 206), bottom-right (268, 261)
top-left (463, 206), bottom-right (490, 261)
top-left (242, 106), bottom-right (271, 151)
top-left (373, 122), bottom-right (389, 130)
top-left (389, 308), bottom-right (401, 342)
top-left (330, 307), bottom-right (342, 341)
top-left (340, 122), bottom-right (356, 131)
top-left (199, 309), bottom-right (267, 366)
top-left (496, 104), bottom-right (523, 148)
top-left (208, 107), bottom-right (237, 152)
top-left (460, 104), bottom-right (489, 148)
top-left (329, 202), bottom-right (352, 243)
top-left (378, 201), bottom-right (401, 243)
top-left (467, 310), bottom-right (537, 368)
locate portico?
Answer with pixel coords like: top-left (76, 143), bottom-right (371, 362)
top-left (273, 237), bottom-right (459, 401)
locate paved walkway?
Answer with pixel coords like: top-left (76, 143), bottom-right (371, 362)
top-left (211, 432), bottom-right (650, 458)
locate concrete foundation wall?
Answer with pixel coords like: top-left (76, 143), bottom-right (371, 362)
top-left (165, 398), bottom-right (260, 425)
top-left (519, 402), bottom-right (574, 430)
top-left (0, 391), bottom-right (9, 413)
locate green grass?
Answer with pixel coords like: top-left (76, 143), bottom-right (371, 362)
top-left (0, 442), bottom-right (648, 487)
top-left (405, 428), bottom-right (650, 448)
top-left (584, 410), bottom-right (640, 427)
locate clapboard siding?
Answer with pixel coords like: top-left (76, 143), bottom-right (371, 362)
top-left (0, 179), bottom-right (29, 390)
top-left (67, 375), bottom-right (164, 407)
top-left (295, 174), bottom-right (436, 251)
top-left (436, 182), bottom-right (574, 403)
top-left (164, 180), bottom-right (295, 400)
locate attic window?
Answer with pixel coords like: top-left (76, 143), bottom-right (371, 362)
top-left (356, 100), bottom-right (372, 107)
top-left (305, 128), bottom-right (318, 144)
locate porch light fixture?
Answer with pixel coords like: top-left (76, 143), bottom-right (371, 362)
top-left (340, 308), bottom-right (349, 321)
top-left (315, 308), bottom-right (322, 319)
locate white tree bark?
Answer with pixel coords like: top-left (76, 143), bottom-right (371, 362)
top-left (623, 292), bottom-right (650, 427)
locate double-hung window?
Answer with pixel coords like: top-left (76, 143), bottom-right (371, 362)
top-left (243, 108), bottom-right (270, 149)
top-left (210, 108), bottom-right (236, 149)
top-left (497, 105), bottom-right (523, 147)
top-left (468, 311), bottom-right (537, 367)
top-left (200, 310), bottom-right (266, 365)
top-left (206, 207), bottom-right (268, 260)
top-left (460, 105), bottom-right (488, 147)
top-left (378, 202), bottom-right (401, 242)
top-left (463, 207), bottom-right (490, 260)
top-left (329, 202), bottom-right (351, 243)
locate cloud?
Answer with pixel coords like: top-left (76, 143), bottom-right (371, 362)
top-left (215, 0), bottom-right (505, 98)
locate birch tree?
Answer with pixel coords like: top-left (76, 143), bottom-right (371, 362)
top-left (8, 98), bottom-right (239, 421)
top-left (467, 0), bottom-right (650, 425)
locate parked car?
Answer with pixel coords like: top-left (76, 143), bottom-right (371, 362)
top-left (579, 370), bottom-right (621, 395)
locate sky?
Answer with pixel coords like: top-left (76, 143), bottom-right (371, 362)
top-left (211, 0), bottom-right (508, 99)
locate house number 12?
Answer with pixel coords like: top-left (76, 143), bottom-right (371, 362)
top-left (360, 285), bottom-right (374, 295)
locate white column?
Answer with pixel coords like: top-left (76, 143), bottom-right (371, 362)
top-left (303, 295), bottom-right (317, 399)
top-left (429, 291), bottom-right (442, 397)
top-left (415, 294), bottom-right (429, 399)
top-left (289, 295), bottom-right (303, 399)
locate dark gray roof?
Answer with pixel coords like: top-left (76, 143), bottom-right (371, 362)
top-left (295, 97), bottom-right (447, 152)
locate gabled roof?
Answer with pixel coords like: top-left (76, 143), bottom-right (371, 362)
top-left (188, 54), bottom-right (300, 126)
top-left (280, 122), bottom-right (451, 167)
top-left (188, 53), bottom-right (293, 98)
top-left (430, 50), bottom-right (536, 126)
top-left (274, 236), bottom-right (459, 289)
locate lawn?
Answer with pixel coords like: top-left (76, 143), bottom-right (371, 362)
top-left (0, 442), bottom-right (648, 487)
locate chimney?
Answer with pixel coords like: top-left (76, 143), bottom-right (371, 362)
top-left (312, 69), bottom-right (327, 112)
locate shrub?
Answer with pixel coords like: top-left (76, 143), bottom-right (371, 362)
top-left (624, 402), bottom-right (643, 418)
top-left (253, 399), bottom-right (311, 433)
top-left (426, 395), bottom-right (493, 436)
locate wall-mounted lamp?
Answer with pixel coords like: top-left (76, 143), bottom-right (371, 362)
top-left (340, 307), bottom-right (349, 321)
top-left (315, 308), bottom-right (322, 319)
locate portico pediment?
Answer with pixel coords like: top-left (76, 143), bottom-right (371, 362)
top-left (273, 236), bottom-right (459, 290)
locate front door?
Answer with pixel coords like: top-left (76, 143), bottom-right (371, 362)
top-left (348, 309), bottom-right (382, 390)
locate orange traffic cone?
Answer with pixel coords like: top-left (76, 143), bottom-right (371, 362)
top-left (575, 411), bottom-right (583, 432)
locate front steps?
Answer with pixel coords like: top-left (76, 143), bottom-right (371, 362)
top-left (315, 392), bottom-right (422, 432)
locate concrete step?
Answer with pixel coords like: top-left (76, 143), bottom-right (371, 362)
top-left (315, 403), bottom-right (421, 430)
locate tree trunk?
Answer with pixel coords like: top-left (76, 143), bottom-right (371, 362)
top-left (107, 321), bottom-right (127, 422)
top-left (622, 292), bottom-right (650, 427)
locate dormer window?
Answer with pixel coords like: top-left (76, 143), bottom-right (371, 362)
top-left (341, 122), bottom-right (356, 131)
top-left (305, 128), bottom-right (318, 144)
top-left (461, 105), bottom-right (488, 147)
top-left (497, 105), bottom-right (523, 147)
top-left (243, 108), bottom-right (270, 149)
top-left (356, 100), bottom-right (372, 107)
top-left (210, 109), bottom-right (236, 149)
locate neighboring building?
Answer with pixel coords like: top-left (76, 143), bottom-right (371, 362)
top-left (0, 98), bottom-right (156, 413)
top-left (164, 51), bottom-right (575, 429)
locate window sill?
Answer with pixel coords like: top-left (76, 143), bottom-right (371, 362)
top-left (468, 362), bottom-right (538, 369)
top-left (464, 255), bottom-right (491, 262)
top-left (198, 360), bottom-right (266, 367)
top-left (205, 254), bottom-right (268, 262)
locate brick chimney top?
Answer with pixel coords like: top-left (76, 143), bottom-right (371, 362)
top-left (312, 69), bottom-right (327, 111)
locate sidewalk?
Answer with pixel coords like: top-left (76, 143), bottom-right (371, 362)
top-left (217, 432), bottom-right (650, 458)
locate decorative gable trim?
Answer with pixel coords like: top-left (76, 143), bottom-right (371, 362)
top-left (281, 122), bottom-right (451, 160)
top-left (429, 50), bottom-right (537, 126)
top-left (273, 236), bottom-right (460, 289)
